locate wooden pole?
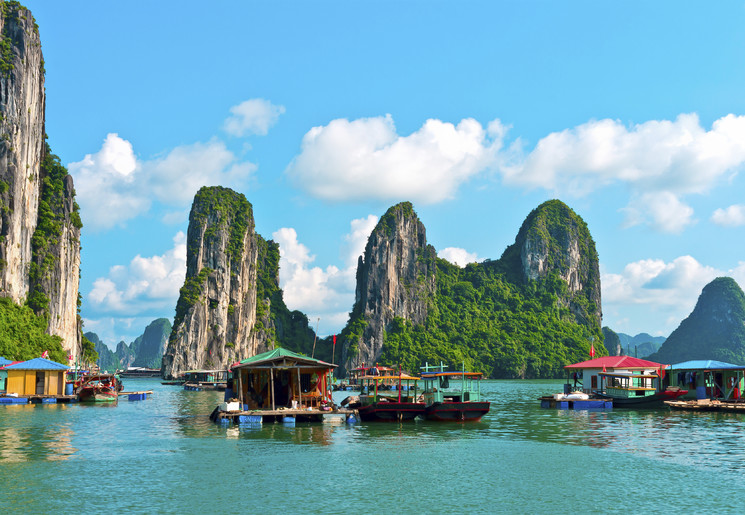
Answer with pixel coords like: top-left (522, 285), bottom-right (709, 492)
top-left (298, 367), bottom-right (302, 409)
top-left (270, 368), bottom-right (275, 411)
top-left (237, 369), bottom-right (244, 407)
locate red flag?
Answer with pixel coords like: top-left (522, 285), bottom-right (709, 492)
top-left (602, 365), bottom-right (606, 372)
top-left (659, 366), bottom-right (666, 379)
top-left (333, 334), bottom-right (336, 347)
top-left (590, 343), bottom-right (595, 358)
top-left (41, 350), bottom-right (49, 359)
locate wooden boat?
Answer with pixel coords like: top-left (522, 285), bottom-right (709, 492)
top-left (354, 372), bottom-right (424, 421)
top-left (595, 372), bottom-right (687, 408)
top-left (77, 374), bottom-right (120, 402)
top-left (420, 363), bottom-right (490, 422)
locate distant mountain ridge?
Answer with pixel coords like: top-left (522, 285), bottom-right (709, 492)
top-left (616, 332), bottom-right (666, 358)
top-left (91, 318), bottom-right (172, 371)
top-left (648, 277), bottom-right (745, 364)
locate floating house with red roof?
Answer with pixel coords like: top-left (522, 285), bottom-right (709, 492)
top-left (563, 356), bottom-right (686, 407)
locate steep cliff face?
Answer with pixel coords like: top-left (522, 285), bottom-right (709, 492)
top-left (162, 186), bottom-right (269, 378)
top-left (649, 277), bottom-right (745, 364)
top-left (0, 2), bottom-right (45, 303)
top-left (342, 202), bottom-right (436, 370)
top-left (502, 199), bottom-right (601, 329)
top-left (0, 4), bottom-right (81, 361)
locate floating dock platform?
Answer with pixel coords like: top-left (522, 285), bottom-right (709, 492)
top-left (540, 396), bottom-right (612, 410)
top-left (0, 394), bottom-right (77, 404)
top-left (665, 399), bottom-right (745, 413)
top-left (210, 407), bottom-right (359, 425)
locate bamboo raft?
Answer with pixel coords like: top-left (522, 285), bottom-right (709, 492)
top-left (665, 399), bottom-right (745, 413)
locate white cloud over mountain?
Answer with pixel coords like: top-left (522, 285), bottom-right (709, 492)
top-left (69, 134), bottom-right (256, 231)
top-left (285, 115), bottom-right (505, 204)
top-left (272, 215), bottom-right (378, 335)
top-left (601, 256), bottom-right (745, 335)
top-left (438, 247), bottom-right (481, 267)
top-left (287, 112), bottom-right (745, 234)
top-left (88, 232), bottom-right (187, 315)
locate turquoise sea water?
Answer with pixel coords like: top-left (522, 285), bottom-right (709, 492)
top-left (2, 379), bottom-right (745, 513)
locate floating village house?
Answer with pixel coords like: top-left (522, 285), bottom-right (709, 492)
top-left (565, 356), bottom-right (667, 398)
top-left (230, 348), bottom-right (335, 412)
top-left (0, 356), bottom-right (13, 392)
top-left (666, 360), bottom-right (745, 401)
top-left (2, 357), bottom-right (69, 397)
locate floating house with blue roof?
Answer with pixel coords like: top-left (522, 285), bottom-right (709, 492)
top-left (667, 360), bottom-right (745, 400)
top-left (2, 357), bottom-right (69, 397)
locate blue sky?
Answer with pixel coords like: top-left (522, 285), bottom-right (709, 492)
top-left (24, 1), bottom-right (745, 348)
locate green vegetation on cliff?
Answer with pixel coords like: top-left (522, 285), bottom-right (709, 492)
top-left (378, 257), bottom-right (602, 378)
top-left (27, 140), bottom-right (82, 316)
top-left (0, 296), bottom-right (65, 362)
top-left (191, 186), bottom-right (252, 264)
top-left (352, 199), bottom-right (605, 378)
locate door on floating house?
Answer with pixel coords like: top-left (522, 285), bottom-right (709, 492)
top-left (35, 371), bottom-right (45, 395)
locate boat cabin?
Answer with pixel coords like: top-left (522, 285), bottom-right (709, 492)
top-left (358, 373), bottom-right (420, 405)
top-left (666, 360), bottom-right (745, 401)
top-left (420, 363), bottom-right (485, 405)
top-left (183, 369), bottom-right (228, 388)
top-left (2, 358), bottom-right (69, 396)
top-left (230, 348), bottom-right (336, 411)
top-left (564, 356), bottom-right (667, 397)
top-left (349, 365), bottom-right (395, 388)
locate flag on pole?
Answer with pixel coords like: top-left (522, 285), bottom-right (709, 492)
top-left (41, 350), bottom-right (49, 359)
top-left (590, 343), bottom-right (595, 358)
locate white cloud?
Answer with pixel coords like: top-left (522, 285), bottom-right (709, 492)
top-left (438, 247), bottom-right (481, 267)
top-left (503, 113), bottom-right (745, 233)
top-left (286, 114), bottom-right (505, 204)
top-left (600, 256), bottom-right (745, 335)
top-left (88, 232), bottom-right (187, 315)
top-left (621, 192), bottom-right (696, 234)
top-left (273, 215), bottom-right (377, 335)
top-left (504, 114), bottom-right (745, 194)
top-left (69, 135), bottom-right (256, 231)
top-left (223, 98), bottom-right (286, 137)
top-left (711, 204), bottom-right (745, 227)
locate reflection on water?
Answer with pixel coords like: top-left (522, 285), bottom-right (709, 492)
top-left (3, 378), bottom-right (745, 511)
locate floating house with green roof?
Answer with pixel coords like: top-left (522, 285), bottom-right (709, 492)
top-left (229, 347), bottom-right (336, 419)
top-left (666, 360), bottom-right (745, 400)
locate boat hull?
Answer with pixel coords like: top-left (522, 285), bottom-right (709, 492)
top-left (357, 402), bottom-right (425, 422)
top-left (424, 401), bottom-right (490, 422)
top-left (78, 388), bottom-right (118, 402)
top-left (599, 389), bottom-right (688, 408)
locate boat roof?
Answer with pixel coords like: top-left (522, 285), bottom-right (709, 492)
top-left (599, 371), bottom-right (659, 378)
top-left (0, 356), bottom-right (13, 367)
top-left (232, 347), bottom-right (336, 370)
top-left (565, 356), bottom-right (664, 370)
top-left (359, 374), bottom-right (420, 381)
top-left (421, 371), bottom-right (484, 378)
top-left (668, 360), bottom-right (745, 370)
top-left (3, 357), bottom-right (69, 370)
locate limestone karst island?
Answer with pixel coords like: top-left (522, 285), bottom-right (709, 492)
top-left (2, 1), bottom-right (745, 512)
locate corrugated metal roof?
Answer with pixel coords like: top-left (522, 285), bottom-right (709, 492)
top-left (3, 357), bottom-right (69, 370)
top-left (235, 347), bottom-right (335, 368)
top-left (0, 356), bottom-right (13, 366)
top-left (565, 356), bottom-right (664, 369)
top-left (669, 360), bottom-right (745, 370)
